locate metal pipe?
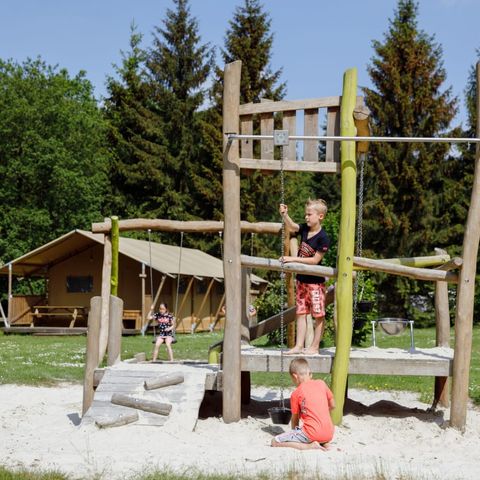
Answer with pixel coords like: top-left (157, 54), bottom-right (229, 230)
top-left (228, 134), bottom-right (480, 144)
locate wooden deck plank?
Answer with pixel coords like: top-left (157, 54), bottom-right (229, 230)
top-left (240, 345), bottom-right (454, 377)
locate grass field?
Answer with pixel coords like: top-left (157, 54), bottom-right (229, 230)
top-left (0, 326), bottom-right (478, 405)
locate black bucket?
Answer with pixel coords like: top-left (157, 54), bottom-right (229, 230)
top-left (358, 301), bottom-right (374, 313)
top-left (268, 407), bottom-right (292, 425)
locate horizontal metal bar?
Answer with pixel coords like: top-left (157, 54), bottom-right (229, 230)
top-left (228, 134), bottom-right (480, 144)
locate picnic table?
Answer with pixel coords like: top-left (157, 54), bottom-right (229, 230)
top-left (32, 305), bottom-right (87, 328)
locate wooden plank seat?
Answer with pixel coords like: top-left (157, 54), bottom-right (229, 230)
top-left (32, 305), bottom-right (87, 328)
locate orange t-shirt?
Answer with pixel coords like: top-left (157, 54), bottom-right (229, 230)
top-left (290, 379), bottom-right (334, 443)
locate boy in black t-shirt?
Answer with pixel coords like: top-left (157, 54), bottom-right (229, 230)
top-left (279, 199), bottom-right (330, 355)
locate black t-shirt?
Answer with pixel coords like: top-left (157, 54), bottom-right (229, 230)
top-left (296, 223), bottom-right (330, 284)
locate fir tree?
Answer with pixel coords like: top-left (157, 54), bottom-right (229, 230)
top-left (103, 24), bottom-right (172, 220)
top-left (362, 0), bottom-right (457, 317)
top-left (147, 0), bottom-right (214, 231)
top-left (207, 0), bottom-right (300, 259)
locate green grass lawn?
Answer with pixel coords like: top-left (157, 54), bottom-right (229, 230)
top-left (1, 326), bottom-right (478, 405)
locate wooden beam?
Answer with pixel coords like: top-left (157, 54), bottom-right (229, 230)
top-left (92, 218), bottom-right (283, 235)
top-left (353, 256), bottom-right (458, 282)
top-left (240, 158), bottom-right (340, 173)
top-left (240, 254), bottom-right (337, 278)
top-left (222, 60), bottom-right (242, 423)
top-left (239, 96), bottom-right (363, 115)
top-left (450, 62), bottom-right (480, 431)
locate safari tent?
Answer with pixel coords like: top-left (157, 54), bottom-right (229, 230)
top-left (0, 230), bottom-right (267, 334)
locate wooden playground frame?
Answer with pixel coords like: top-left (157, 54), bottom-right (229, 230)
top-left (85, 61), bottom-right (479, 432)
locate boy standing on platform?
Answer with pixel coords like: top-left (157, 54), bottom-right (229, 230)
top-left (279, 198), bottom-right (330, 355)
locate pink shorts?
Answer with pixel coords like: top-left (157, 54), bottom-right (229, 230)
top-left (296, 281), bottom-right (326, 318)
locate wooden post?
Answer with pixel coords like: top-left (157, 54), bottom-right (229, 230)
top-left (433, 249), bottom-right (452, 408)
top-left (107, 295), bottom-right (124, 366)
top-left (98, 234), bottom-right (112, 362)
top-left (241, 267), bottom-right (251, 342)
top-left (7, 262), bottom-right (12, 327)
top-left (82, 296), bottom-right (101, 415)
top-left (222, 60), bottom-right (242, 423)
top-left (110, 216), bottom-right (119, 296)
top-left (450, 62), bottom-right (480, 431)
top-left (192, 278), bottom-right (215, 333)
top-left (140, 263), bottom-right (146, 323)
top-left (331, 68), bottom-right (358, 426)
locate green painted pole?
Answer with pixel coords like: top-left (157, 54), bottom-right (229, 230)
top-left (110, 216), bottom-right (119, 296)
top-left (331, 68), bottom-right (358, 425)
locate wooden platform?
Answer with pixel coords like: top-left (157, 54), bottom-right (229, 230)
top-left (240, 345), bottom-right (454, 377)
top-left (1, 326), bottom-right (140, 336)
top-left (83, 362), bottom-right (220, 429)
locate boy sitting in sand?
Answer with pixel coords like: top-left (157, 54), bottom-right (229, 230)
top-left (271, 358), bottom-right (335, 450)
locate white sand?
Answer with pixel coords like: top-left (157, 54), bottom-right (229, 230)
top-left (0, 383), bottom-right (479, 479)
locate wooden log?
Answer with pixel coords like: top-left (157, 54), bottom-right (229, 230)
top-left (331, 68), bottom-right (358, 426)
top-left (353, 103), bottom-right (371, 154)
top-left (98, 234), bottom-right (112, 362)
top-left (241, 254), bottom-right (337, 278)
top-left (361, 253), bottom-right (451, 268)
top-left (92, 219), bottom-right (283, 235)
top-left (107, 295), bottom-right (124, 366)
top-left (82, 296), bottom-right (102, 415)
top-left (144, 373), bottom-right (184, 390)
top-left (450, 62), bottom-right (480, 431)
top-left (222, 60), bottom-right (242, 423)
top-left (353, 256), bottom-right (458, 283)
top-left (110, 216), bottom-right (119, 296)
top-left (111, 393), bottom-right (172, 416)
top-left (95, 411), bottom-right (139, 429)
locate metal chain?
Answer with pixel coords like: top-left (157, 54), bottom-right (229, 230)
top-left (353, 153), bottom-right (366, 321)
top-left (148, 229), bottom-right (156, 337)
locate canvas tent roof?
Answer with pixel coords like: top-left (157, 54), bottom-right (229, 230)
top-left (0, 230), bottom-right (267, 284)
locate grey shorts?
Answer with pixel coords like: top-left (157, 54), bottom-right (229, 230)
top-left (274, 426), bottom-right (310, 444)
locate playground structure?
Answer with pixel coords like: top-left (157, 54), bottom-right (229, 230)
top-left (83, 61), bottom-right (479, 432)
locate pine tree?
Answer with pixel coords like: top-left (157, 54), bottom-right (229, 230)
top-left (362, 0), bottom-right (457, 317)
top-left (103, 24), bottom-right (172, 220)
top-left (147, 0), bottom-right (214, 231)
top-left (206, 0), bottom-right (303, 259)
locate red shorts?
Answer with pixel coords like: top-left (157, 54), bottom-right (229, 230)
top-left (295, 281), bottom-right (326, 318)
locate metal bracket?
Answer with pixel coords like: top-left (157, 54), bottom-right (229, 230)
top-left (274, 130), bottom-right (289, 146)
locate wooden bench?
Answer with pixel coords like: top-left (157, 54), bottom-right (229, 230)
top-left (122, 310), bottom-right (142, 330)
top-left (33, 305), bottom-right (87, 328)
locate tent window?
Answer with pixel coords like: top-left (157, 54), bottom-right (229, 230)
top-left (66, 275), bottom-right (93, 293)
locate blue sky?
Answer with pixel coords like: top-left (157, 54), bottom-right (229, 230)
top-left (1, 0), bottom-right (478, 126)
